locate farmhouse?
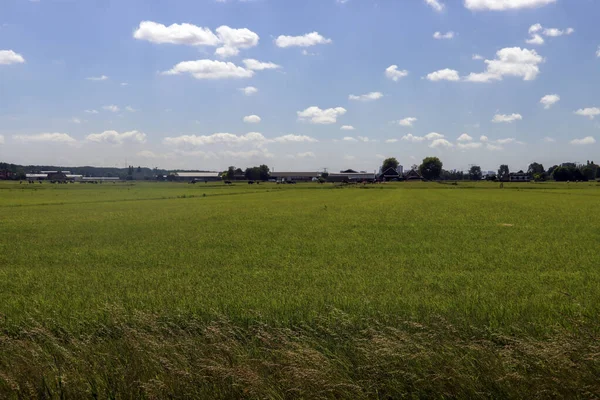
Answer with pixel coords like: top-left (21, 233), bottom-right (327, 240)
top-left (270, 172), bottom-right (319, 182)
top-left (171, 172), bottom-right (221, 182)
top-left (510, 173), bottom-right (530, 182)
top-left (404, 169), bottom-right (424, 181)
top-left (379, 167), bottom-right (401, 181)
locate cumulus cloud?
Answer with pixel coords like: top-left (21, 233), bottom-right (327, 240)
top-left (125, 106), bottom-right (137, 113)
top-left (425, 132), bottom-right (445, 140)
top-left (275, 32), bottom-right (332, 48)
top-left (397, 117), bottom-right (417, 127)
top-left (340, 125), bottom-right (355, 130)
top-left (242, 59), bottom-right (281, 70)
top-left (526, 23), bottom-right (574, 45)
top-left (544, 137), bottom-right (556, 142)
top-left (570, 136), bottom-right (596, 145)
top-left (0, 50), bottom-right (25, 65)
top-left (294, 152), bottom-right (316, 158)
top-left (540, 94), bottom-right (560, 109)
top-left (103, 105), bottom-right (120, 113)
top-left (13, 133), bottom-right (76, 143)
top-left (574, 107), bottom-right (600, 120)
top-left (429, 138), bottom-right (453, 148)
top-left (426, 68), bottom-right (460, 81)
top-left (343, 137), bottom-right (358, 142)
top-left (0, 134), bottom-right (4, 144)
top-left (486, 143), bottom-right (503, 151)
top-left (222, 148), bottom-right (274, 159)
top-left (133, 21), bottom-right (258, 58)
top-left (349, 92), bottom-right (383, 101)
top-left (464, 47), bottom-right (544, 82)
top-left (472, 54), bottom-right (484, 60)
top-left (385, 65), bottom-right (409, 82)
top-left (492, 113), bottom-right (523, 123)
top-left (480, 135), bottom-right (489, 142)
top-left (597, 46), bottom-right (600, 58)
top-left (433, 31), bottom-right (454, 40)
top-left (86, 130), bottom-right (147, 145)
top-left (243, 115), bottom-right (261, 124)
top-left (496, 138), bottom-right (516, 144)
top-left (457, 142), bottom-right (483, 149)
top-left (385, 139), bottom-right (398, 143)
top-left (85, 109), bottom-right (99, 114)
top-left (401, 134), bottom-right (425, 143)
top-left (163, 59), bottom-right (254, 79)
top-left (464, 0), bottom-right (556, 11)
top-left (164, 132), bottom-right (267, 147)
top-left (424, 0), bottom-right (445, 12)
top-left (297, 106), bottom-right (347, 124)
top-left (86, 75), bottom-right (108, 81)
top-left (240, 86), bottom-right (258, 96)
top-left (457, 133), bottom-right (473, 141)
top-left (272, 134), bottom-right (318, 143)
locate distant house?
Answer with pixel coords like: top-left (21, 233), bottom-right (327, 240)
top-left (509, 173), bottom-right (530, 182)
top-left (270, 172), bottom-right (319, 182)
top-left (404, 169), bottom-right (424, 181)
top-left (47, 172), bottom-right (68, 182)
top-left (172, 172), bottom-right (221, 182)
top-left (379, 167), bottom-right (401, 181)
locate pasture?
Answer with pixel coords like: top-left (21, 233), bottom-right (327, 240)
top-left (0, 180), bottom-right (599, 399)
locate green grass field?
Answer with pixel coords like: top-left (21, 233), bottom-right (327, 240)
top-left (1, 181), bottom-right (599, 399)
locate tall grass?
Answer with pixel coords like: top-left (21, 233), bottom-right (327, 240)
top-left (0, 181), bottom-right (599, 398)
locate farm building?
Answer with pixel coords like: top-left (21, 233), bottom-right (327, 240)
top-left (270, 172), bottom-right (319, 182)
top-left (379, 167), bottom-right (401, 181)
top-left (171, 172), bottom-right (221, 182)
top-left (509, 173), bottom-right (531, 182)
top-left (404, 169), bottom-right (424, 181)
top-left (25, 174), bottom-right (48, 181)
top-left (328, 172), bottom-right (376, 182)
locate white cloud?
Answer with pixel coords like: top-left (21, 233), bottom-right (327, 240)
top-left (133, 21), bottom-right (258, 58)
top-left (480, 135), bottom-right (489, 142)
top-left (597, 46), bottom-right (600, 58)
top-left (570, 136), bottom-right (596, 145)
top-left (272, 134), bottom-right (318, 143)
top-left (540, 94), bottom-right (560, 109)
top-left (574, 107), bottom-right (600, 120)
top-left (164, 132), bottom-right (266, 147)
top-left (457, 142), bottom-right (483, 149)
top-left (544, 137), bottom-right (556, 142)
top-left (70, 118), bottom-right (82, 124)
top-left (103, 105), bottom-right (120, 113)
top-left (529, 23), bottom-right (543, 34)
top-left (84, 109), bottom-right (99, 114)
top-left (0, 50), bottom-right (25, 65)
top-left (492, 113), bottom-right (523, 123)
top-left (125, 106), bottom-right (137, 113)
top-left (340, 125), bottom-right (355, 131)
top-left (526, 24), bottom-right (574, 45)
top-left (464, 0), bottom-right (556, 11)
top-left (385, 65), bottom-right (409, 82)
top-left (343, 137), bottom-right (358, 142)
top-left (464, 47), bottom-right (544, 82)
top-left (86, 130), bottom-right (147, 145)
top-left (425, 132), bottom-right (445, 140)
top-left (486, 143), bottom-right (503, 151)
top-left (424, 0), bottom-right (445, 12)
top-left (349, 92), bottom-right (383, 101)
top-left (163, 59), bottom-right (254, 80)
top-left (214, 26), bottom-right (259, 58)
top-left (396, 117), bottom-right (417, 127)
top-left (0, 134), bottom-right (4, 144)
top-left (357, 136), bottom-right (372, 142)
top-left (385, 139), bottom-right (398, 143)
top-left (243, 115), bottom-right (261, 124)
top-left (297, 106), bottom-right (347, 124)
top-left (86, 75), bottom-right (108, 81)
top-left (433, 31), bottom-right (454, 40)
top-left (543, 27), bottom-right (574, 37)
top-left (344, 155), bottom-right (356, 161)
top-left (426, 68), bottom-right (460, 81)
top-left (429, 138), bottom-right (453, 148)
top-left (137, 150), bottom-right (171, 159)
top-left (401, 134), bottom-right (425, 143)
top-left (240, 86), bottom-right (258, 96)
top-left (526, 34), bottom-right (544, 45)
top-left (472, 54), bottom-right (484, 60)
top-left (13, 133), bottom-right (76, 143)
top-left (222, 149), bottom-right (274, 159)
top-left (295, 152), bottom-right (316, 158)
top-left (121, 83), bottom-right (129, 86)
top-left (275, 32), bottom-right (332, 48)
top-left (242, 59), bottom-right (281, 70)
top-left (496, 138), bottom-right (516, 144)
top-left (457, 133), bottom-right (473, 141)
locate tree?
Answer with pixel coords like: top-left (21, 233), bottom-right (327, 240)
top-left (226, 166), bottom-right (235, 180)
top-left (258, 165), bottom-right (270, 181)
top-left (469, 165), bottom-right (482, 180)
top-left (381, 157), bottom-right (399, 173)
top-left (245, 167), bottom-right (260, 181)
top-left (581, 166), bottom-right (595, 181)
top-left (527, 162), bottom-right (545, 176)
top-left (498, 165), bottom-right (510, 181)
top-left (547, 165), bottom-right (558, 178)
top-left (597, 167), bottom-right (600, 179)
top-left (486, 173), bottom-right (497, 181)
top-left (419, 157), bottom-right (443, 180)
top-left (553, 166), bottom-right (584, 181)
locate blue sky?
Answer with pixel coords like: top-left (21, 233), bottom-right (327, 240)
top-left (0, 0), bottom-right (599, 172)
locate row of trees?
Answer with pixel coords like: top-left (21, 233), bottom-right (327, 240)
top-left (378, 158), bottom-right (600, 182)
top-left (222, 165), bottom-right (271, 181)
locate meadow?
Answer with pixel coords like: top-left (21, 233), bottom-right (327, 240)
top-left (0, 180), bottom-right (599, 399)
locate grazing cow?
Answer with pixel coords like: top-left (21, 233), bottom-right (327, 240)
top-left (248, 181), bottom-right (255, 185)
top-left (225, 180), bottom-right (232, 185)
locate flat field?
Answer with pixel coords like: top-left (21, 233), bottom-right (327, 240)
top-left (0, 181), bottom-right (599, 399)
